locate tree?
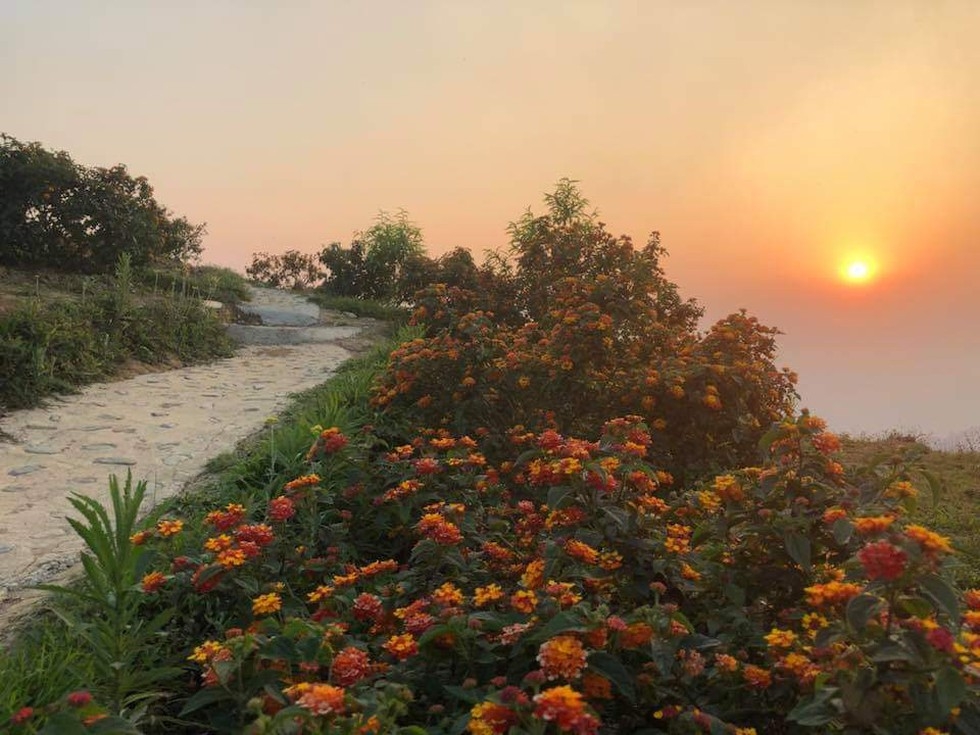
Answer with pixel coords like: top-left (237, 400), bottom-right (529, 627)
top-left (319, 210), bottom-right (425, 302)
top-left (246, 250), bottom-right (323, 289)
top-left (0, 134), bottom-right (204, 273)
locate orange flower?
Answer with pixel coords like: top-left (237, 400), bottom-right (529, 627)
top-left (268, 495), bottom-right (296, 522)
top-left (905, 525), bottom-right (952, 557)
top-left (331, 646), bottom-right (371, 687)
top-left (742, 664), bottom-right (772, 689)
top-left (521, 559), bottom-right (545, 590)
top-left (284, 473), bottom-right (321, 491)
top-left (619, 622), bottom-right (654, 649)
top-left (474, 584), bottom-right (505, 607)
top-left (156, 519), bottom-right (183, 537)
top-left (188, 640), bottom-right (227, 664)
top-left (215, 547), bottom-right (246, 568)
top-left (468, 701), bottom-right (518, 735)
top-left (252, 593), bottom-right (282, 616)
top-left (853, 515), bottom-right (895, 535)
top-left (581, 672), bottom-right (612, 700)
top-left (858, 541), bottom-right (907, 581)
top-left (295, 683), bottom-right (346, 716)
top-left (383, 634), bottom-right (418, 660)
top-left (764, 628), bottom-right (797, 649)
top-left (565, 539), bottom-right (599, 565)
top-left (712, 475), bottom-right (744, 502)
top-left (416, 513), bottom-right (463, 545)
top-left (432, 582), bottom-right (464, 607)
top-left (804, 580), bottom-right (863, 607)
top-left (538, 635), bottom-right (587, 680)
top-left (533, 686), bottom-right (600, 735)
top-left (511, 589), bottom-right (538, 614)
top-left (141, 571), bottom-right (167, 593)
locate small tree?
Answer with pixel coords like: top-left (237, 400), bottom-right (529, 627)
top-left (245, 250), bottom-right (323, 289)
top-left (319, 210), bottom-right (425, 302)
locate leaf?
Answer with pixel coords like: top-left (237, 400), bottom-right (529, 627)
top-left (787, 688), bottom-right (838, 726)
top-left (846, 593), bottom-right (882, 632)
top-left (920, 469), bottom-right (943, 509)
top-left (587, 651), bottom-right (636, 703)
top-left (832, 517), bottom-right (854, 545)
top-left (936, 666), bottom-right (967, 715)
top-left (546, 485), bottom-right (574, 509)
top-left (38, 713), bottom-right (90, 735)
top-left (443, 685), bottom-right (482, 705)
top-left (921, 573), bottom-right (960, 623)
top-left (527, 610), bottom-right (586, 644)
top-left (179, 685), bottom-right (236, 716)
top-left (784, 532), bottom-right (812, 572)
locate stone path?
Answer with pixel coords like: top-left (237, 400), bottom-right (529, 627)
top-left (0, 286), bottom-right (375, 624)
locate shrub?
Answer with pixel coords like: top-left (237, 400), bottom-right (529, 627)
top-left (246, 250), bottom-right (324, 290)
top-left (374, 183), bottom-right (797, 484)
top-left (0, 134), bottom-right (204, 273)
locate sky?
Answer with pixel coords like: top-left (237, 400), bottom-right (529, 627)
top-left (3, 0), bottom-right (979, 441)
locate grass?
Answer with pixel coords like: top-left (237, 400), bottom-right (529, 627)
top-left (0, 328), bottom-right (413, 727)
top-left (305, 291), bottom-right (409, 322)
top-left (838, 432), bottom-right (980, 585)
top-left (0, 263), bottom-right (249, 414)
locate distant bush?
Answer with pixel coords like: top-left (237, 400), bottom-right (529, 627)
top-left (245, 250), bottom-right (323, 290)
top-left (0, 134), bottom-right (204, 273)
top-left (0, 261), bottom-right (233, 412)
top-left (142, 264), bottom-right (252, 304)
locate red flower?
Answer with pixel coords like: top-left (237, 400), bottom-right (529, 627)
top-left (67, 691), bottom-right (93, 707)
top-left (331, 646), bottom-right (371, 686)
top-left (10, 707), bottom-right (34, 725)
top-left (268, 496), bottom-right (296, 522)
top-left (858, 541), bottom-right (907, 582)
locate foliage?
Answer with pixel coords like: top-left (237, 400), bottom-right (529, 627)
top-left (0, 263), bottom-right (233, 413)
top-left (319, 210), bottom-right (425, 303)
top-left (245, 250), bottom-right (324, 290)
top-left (7, 184), bottom-right (980, 735)
top-left (38, 474), bottom-right (179, 724)
top-left (142, 264), bottom-right (252, 304)
top-left (378, 182), bottom-right (797, 484)
top-left (0, 134), bottom-right (204, 273)
top-left (305, 292), bottom-right (409, 322)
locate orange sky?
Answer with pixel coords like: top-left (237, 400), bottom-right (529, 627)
top-left (3, 1), bottom-right (978, 439)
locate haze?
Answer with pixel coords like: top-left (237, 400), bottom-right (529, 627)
top-left (3, 1), bottom-right (978, 440)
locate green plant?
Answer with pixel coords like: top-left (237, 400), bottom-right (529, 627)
top-left (39, 474), bottom-right (180, 721)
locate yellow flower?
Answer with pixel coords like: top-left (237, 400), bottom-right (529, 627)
top-left (156, 519), bottom-right (183, 537)
top-left (252, 592), bottom-right (282, 616)
top-left (473, 584), bottom-right (505, 607)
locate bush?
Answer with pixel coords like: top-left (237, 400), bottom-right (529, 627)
top-left (374, 183), bottom-right (797, 484)
top-left (245, 250), bottom-right (323, 290)
top-left (0, 134), bottom-right (204, 273)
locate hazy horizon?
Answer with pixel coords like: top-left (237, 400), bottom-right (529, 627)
top-left (4, 0), bottom-right (978, 439)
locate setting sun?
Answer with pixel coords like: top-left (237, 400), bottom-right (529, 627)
top-left (840, 257), bottom-right (877, 285)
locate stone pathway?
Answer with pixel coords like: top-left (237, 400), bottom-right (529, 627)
top-left (0, 286), bottom-right (376, 624)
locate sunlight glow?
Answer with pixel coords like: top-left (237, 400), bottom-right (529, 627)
top-left (839, 256), bottom-right (878, 285)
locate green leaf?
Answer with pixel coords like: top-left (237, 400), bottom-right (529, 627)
top-left (527, 610), bottom-right (586, 643)
top-left (921, 573), bottom-right (960, 622)
top-left (179, 685), bottom-right (236, 716)
top-left (920, 469), bottom-right (943, 509)
top-left (846, 593), bottom-right (882, 632)
top-left (546, 485), bottom-right (574, 509)
top-left (587, 651), bottom-right (636, 703)
top-left (443, 685), bottom-right (482, 704)
top-left (936, 666), bottom-right (967, 715)
top-left (832, 517), bottom-right (854, 545)
top-left (784, 532), bottom-right (811, 571)
top-left (787, 688), bottom-right (838, 726)
top-left (38, 713), bottom-right (90, 735)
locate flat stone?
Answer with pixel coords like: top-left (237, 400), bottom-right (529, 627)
top-left (1, 485), bottom-right (27, 493)
top-left (9, 465), bottom-right (44, 476)
top-left (201, 393), bottom-right (221, 398)
top-left (24, 445), bottom-right (61, 455)
top-left (111, 428), bottom-right (137, 434)
top-left (25, 424), bottom-right (58, 431)
top-left (79, 425), bottom-right (113, 432)
top-left (161, 402), bottom-right (182, 408)
top-left (159, 423), bottom-right (176, 429)
top-left (150, 412), bottom-right (168, 417)
top-left (163, 454), bottom-right (193, 466)
top-left (93, 457), bottom-right (137, 466)
top-left (75, 477), bottom-right (98, 484)
top-left (81, 443), bottom-right (117, 450)
top-left (156, 442), bottom-right (181, 449)
top-left (97, 414), bottom-right (122, 421)
top-left (0, 545), bottom-right (13, 555)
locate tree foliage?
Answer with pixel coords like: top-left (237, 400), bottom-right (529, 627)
top-left (319, 210), bottom-right (425, 302)
top-left (245, 250), bottom-right (324, 289)
top-left (0, 134), bottom-right (204, 273)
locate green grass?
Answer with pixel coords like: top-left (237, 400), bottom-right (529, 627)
top-left (0, 264), bottom-right (241, 414)
top-left (0, 328), bottom-right (413, 727)
top-left (838, 433), bottom-right (980, 585)
top-left (306, 291), bottom-right (408, 322)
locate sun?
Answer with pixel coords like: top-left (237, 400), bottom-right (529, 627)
top-left (839, 256), bottom-right (877, 285)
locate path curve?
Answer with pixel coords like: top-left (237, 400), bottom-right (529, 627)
top-left (0, 286), bottom-right (375, 623)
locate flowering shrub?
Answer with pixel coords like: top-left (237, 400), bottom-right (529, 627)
top-left (12, 185), bottom-right (979, 733)
top-left (101, 413), bottom-right (978, 734)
